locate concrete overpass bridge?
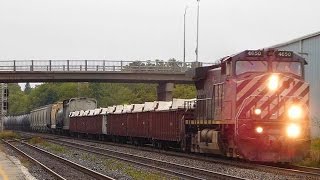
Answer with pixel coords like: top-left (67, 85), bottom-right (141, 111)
top-left (0, 60), bottom-right (212, 100)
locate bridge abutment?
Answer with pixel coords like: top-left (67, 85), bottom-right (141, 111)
top-left (157, 82), bottom-right (174, 101)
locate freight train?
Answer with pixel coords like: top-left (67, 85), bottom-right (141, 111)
top-left (5, 97), bottom-right (97, 132)
top-left (4, 49), bottom-right (310, 162)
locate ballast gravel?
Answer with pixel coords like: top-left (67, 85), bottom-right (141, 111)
top-left (36, 142), bottom-right (175, 180)
top-left (58, 138), bottom-right (318, 180)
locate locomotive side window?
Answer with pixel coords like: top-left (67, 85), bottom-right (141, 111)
top-left (272, 61), bottom-right (302, 76)
top-left (236, 61), bottom-right (268, 75)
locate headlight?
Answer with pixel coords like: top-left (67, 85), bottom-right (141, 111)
top-left (288, 105), bottom-right (302, 119)
top-left (254, 108), bottom-right (262, 115)
top-left (268, 74), bottom-right (279, 91)
top-left (256, 126), bottom-right (263, 134)
top-left (286, 124), bottom-right (300, 138)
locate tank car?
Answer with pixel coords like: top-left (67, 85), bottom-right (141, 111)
top-left (4, 114), bottom-right (30, 131)
top-left (186, 49), bottom-right (310, 162)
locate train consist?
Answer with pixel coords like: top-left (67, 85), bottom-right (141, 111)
top-left (5, 49), bottom-right (310, 162)
top-left (68, 99), bottom-right (195, 149)
top-left (5, 98), bottom-right (97, 132)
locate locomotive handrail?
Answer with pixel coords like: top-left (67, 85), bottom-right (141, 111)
top-left (235, 95), bottom-right (273, 136)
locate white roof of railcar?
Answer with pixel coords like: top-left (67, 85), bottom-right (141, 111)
top-left (123, 104), bottom-right (134, 113)
top-left (107, 106), bottom-right (116, 114)
top-left (93, 108), bottom-right (102, 115)
top-left (114, 105), bottom-right (124, 114)
top-left (132, 104), bottom-right (144, 113)
top-left (143, 101), bottom-right (158, 112)
top-left (83, 110), bottom-right (90, 116)
top-left (100, 108), bottom-right (108, 115)
top-left (88, 109), bottom-right (95, 116)
top-left (79, 110), bottom-right (85, 117)
top-left (73, 111), bottom-right (80, 117)
top-left (155, 101), bottom-right (172, 111)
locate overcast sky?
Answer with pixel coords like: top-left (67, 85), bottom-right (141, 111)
top-left (0, 0), bottom-right (320, 63)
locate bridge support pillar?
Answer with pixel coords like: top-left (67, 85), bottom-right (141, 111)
top-left (157, 82), bottom-right (174, 101)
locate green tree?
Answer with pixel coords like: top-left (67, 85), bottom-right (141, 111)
top-left (8, 83), bottom-right (29, 115)
top-left (173, 84), bottom-right (196, 99)
top-left (24, 82), bottom-right (32, 94)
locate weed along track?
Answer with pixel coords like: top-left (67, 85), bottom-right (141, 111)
top-left (37, 137), bottom-right (247, 179)
top-left (3, 139), bottom-right (115, 180)
top-left (28, 137), bottom-right (178, 179)
top-left (16, 131), bottom-right (320, 179)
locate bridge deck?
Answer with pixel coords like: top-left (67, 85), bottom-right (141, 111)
top-left (0, 60), bottom-right (209, 83)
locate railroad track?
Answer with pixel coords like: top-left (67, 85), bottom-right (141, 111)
top-left (3, 139), bottom-right (115, 180)
top-left (275, 164), bottom-right (320, 177)
top-left (45, 138), bottom-right (246, 180)
top-left (18, 131), bottom-right (320, 178)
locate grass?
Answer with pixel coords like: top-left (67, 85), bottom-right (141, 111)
top-left (103, 159), bottom-right (167, 180)
top-left (124, 167), bottom-right (166, 180)
top-left (28, 137), bottom-right (68, 154)
top-left (81, 153), bottom-right (97, 162)
top-left (0, 130), bottom-right (20, 139)
top-left (296, 138), bottom-right (320, 167)
top-left (28, 136), bottom-right (45, 144)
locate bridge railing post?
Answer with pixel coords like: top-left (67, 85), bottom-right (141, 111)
top-left (67, 60), bottom-right (69, 71)
top-left (120, 61), bottom-right (123, 71)
top-left (103, 60), bottom-right (105, 71)
top-left (85, 60), bottom-right (87, 71)
top-left (49, 60), bottom-right (52, 71)
top-left (13, 60), bottom-right (16, 72)
top-left (31, 60), bottom-right (34, 71)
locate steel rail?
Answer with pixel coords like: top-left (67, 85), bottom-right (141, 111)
top-left (18, 131), bottom-right (320, 178)
top-left (2, 140), bottom-right (66, 180)
top-left (19, 141), bottom-right (116, 180)
top-left (47, 138), bottom-right (246, 180)
top-left (271, 164), bottom-right (320, 177)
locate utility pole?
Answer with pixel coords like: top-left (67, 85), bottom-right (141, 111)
top-left (183, 6), bottom-right (188, 63)
top-left (195, 0), bottom-right (200, 62)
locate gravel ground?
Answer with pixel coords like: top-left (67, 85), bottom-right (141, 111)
top-left (34, 141), bottom-right (176, 180)
top-left (58, 138), bottom-right (319, 180)
top-left (13, 142), bottom-right (96, 180)
top-left (0, 143), bottom-right (55, 180)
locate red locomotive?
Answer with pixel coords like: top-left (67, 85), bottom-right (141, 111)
top-left (189, 49), bottom-right (310, 162)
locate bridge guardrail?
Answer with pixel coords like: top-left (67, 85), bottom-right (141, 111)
top-left (0, 60), bottom-right (214, 73)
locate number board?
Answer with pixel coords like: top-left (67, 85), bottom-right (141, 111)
top-left (246, 50), bottom-right (263, 57)
top-left (276, 51), bottom-right (293, 58)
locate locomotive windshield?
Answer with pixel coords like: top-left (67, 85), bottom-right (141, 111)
top-left (272, 61), bottom-right (302, 76)
top-left (236, 60), bottom-right (268, 75)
